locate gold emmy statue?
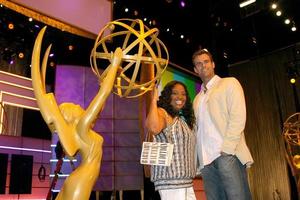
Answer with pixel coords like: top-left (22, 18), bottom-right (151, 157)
top-left (31, 18), bottom-right (168, 200)
top-left (283, 112), bottom-right (300, 197)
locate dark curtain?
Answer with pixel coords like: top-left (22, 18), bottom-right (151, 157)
top-left (228, 43), bottom-right (300, 200)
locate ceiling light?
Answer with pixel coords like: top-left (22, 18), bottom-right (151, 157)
top-left (124, 8), bottom-right (129, 12)
top-left (68, 45), bottom-right (74, 51)
top-left (28, 17), bottom-right (33, 22)
top-left (50, 61), bottom-right (56, 67)
top-left (180, 1), bottom-right (186, 8)
top-left (284, 19), bottom-right (290, 24)
top-left (271, 3), bottom-right (277, 9)
top-left (291, 26), bottom-right (297, 32)
top-left (239, 0), bottom-right (256, 8)
top-left (18, 52), bottom-right (24, 59)
top-left (8, 23), bottom-right (14, 30)
top-left (290, 78), bottom-right (296, 84)
top-left (180, 35), bottom-right (184, 39)
top-left (276, 11), bottom-right (282, 16)
top-left (223, 52), bottom-right (228, 59)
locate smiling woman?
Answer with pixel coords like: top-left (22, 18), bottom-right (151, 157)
top-left (145, 80), bottom-right (197, 200)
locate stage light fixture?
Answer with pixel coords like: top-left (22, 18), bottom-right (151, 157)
top-left (180, 1), bottom-right (186, 8)
top-left (285, 19), bottom-right (291, 25)
top-left (290, 78), bottom-right (296, 84)
top-left (18, 52), bottom-right (24, 59)
top-left (50, 61), bottom-right (56, 67)
top-left (276, 10), bottom-right (282, 16)
top-left (271, 3), bottom-right (277, 9)
top-left (68, 45), bottom-right (74, 51)
top-left (291, 21), bottom-right (297, 32)
top-left (239, 0), bottom-right (256, 8)
top-left (8, 22), bottom-right (14, 30)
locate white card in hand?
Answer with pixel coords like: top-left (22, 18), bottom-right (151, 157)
top-left (140, 142), bottom-right (174, 166)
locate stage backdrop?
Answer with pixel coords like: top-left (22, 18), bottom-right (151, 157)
top-left (159, 66), bottom-right (200, 99)
top-left (228, 43), bottom-right (300, 200)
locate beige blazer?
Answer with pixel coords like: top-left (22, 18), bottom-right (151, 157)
top-left (193, 77), bottom-right (254, 170)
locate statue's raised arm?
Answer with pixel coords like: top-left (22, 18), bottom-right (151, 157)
top-left (76, 48), bottom-right (122, 138)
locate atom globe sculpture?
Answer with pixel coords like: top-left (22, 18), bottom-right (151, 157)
top-left (90, 18), bottom-right (169, 98)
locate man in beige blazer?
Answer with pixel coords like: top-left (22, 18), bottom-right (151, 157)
top-left (192, 49), bottom-right (253, 200)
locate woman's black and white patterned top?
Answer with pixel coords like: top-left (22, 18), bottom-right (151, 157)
top-left (151, 114), bottom-right (196, 191)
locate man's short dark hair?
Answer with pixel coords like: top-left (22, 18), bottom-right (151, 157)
top-left (192, 49), bottom-right (214, 65)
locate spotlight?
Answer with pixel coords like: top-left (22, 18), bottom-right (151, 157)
top-left (68, 45), bottom-right (74, 51)
top-left (271, 3), bottom-right (277, 9)
top-left (180, 1), bottom-right (186, 8)
top-left (28, 17), bottom-right (33, 22)
top-left (8, 23), bottom-right (14, 30)
top-left (291, 26), bottom-right (297, 32)
top-left (223, 52), bottom-right (228, 59)
top-left (18, 52), bottom-right (24, 59)
top-left (276, 10), bottom-right (282, 16)
top-left (50, 61), bottom-right (56, 67)
top-left (290, 78), bottom-right (296, 84)
top-left (284, 19), bottom-right (291, 25)
top-left (239, 0), bottom-right (256, 8)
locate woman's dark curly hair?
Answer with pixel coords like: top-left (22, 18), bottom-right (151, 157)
top-left (157, 80), bottom-right (195, 129)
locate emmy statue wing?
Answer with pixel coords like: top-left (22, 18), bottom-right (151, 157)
top-left (31, 26), bottom-right (78, 156)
